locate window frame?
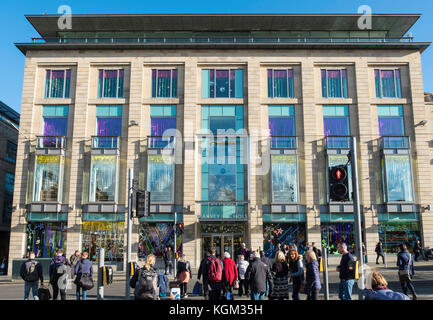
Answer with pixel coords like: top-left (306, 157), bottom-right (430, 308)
top-left (32, 155), bottom-right (64, 203)
top-left (202, 69), bottom-right (243, 98)
top-left (321, 69), bottom-right (348, 98)
top-left (270, 154), bottom-right (299, 204)
top-left (381, 154), bottom-right (414, 203)
top-left (98, 69), bottom-right (124, 98)
top-left (45, 69), bottom-right (71, 99)
top-left (151, 69), bottom-right (178, 98)
top-left (375, 68), bottom-right (402, 98)
top-left (6, 141), bottom-right (17, 164)
top-left (89, 154), bottom-right (119, 203)
top-left (267, 69), bottom-right (295, 98)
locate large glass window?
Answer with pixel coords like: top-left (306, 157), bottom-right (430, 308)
top-left (6, 141), bottom-right (17, 163)
top-left (42, 105), bottom-right (68, 147)
top-left (151, 69), bottom-right (178, 98)
top-left (90, 155), bottom-right (117, 202)
top-left (267, 69), bottom-right (294, 98)
top-left (375, 69), bottom-right (402, 98)
top-left (26, 222), bottom-right (67, 258)
top-left (96, 105), bottom-right (122, 148)
top-left (33, 155), bottom-right (62, 202)
top-left (44, 70), bottom-right (71, 98)
top-left (271, 155), bottom-right (298, 203)
top-left (263, 223), bottom-right (306, 258)
top-left (97, 69), bottom-right (124, 98)
top-left (82, 222), bottom-right (124, 261)
top-left (269, 105), bottom-right (295, 148)
top-left (323, 105), bottom-right (350, 148)
top-left (147, 154), bottom-right (174, 203)
top-left (378, 105), bottom-right (404, 136)
top-left (321, 223), bottom-right (354, 254)
top-left (150, 105), bottom-right (176, 148)
top-left (202, 69), bottom-right (243, 98)
top-left (138, 223), bottom-right (182, 259)
top-left (378, 221), bottom-right (420, 253)
top-left (3, 173), bottom-right (14, 224)
top-left (382, 155), bottom-right (413, 202)
top-left (321, 69), bottom-right (348, 98)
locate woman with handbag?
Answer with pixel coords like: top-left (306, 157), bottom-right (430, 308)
top-left (74, 251), bottom-right (94, 300)
top-left (397, 244), bottom-right (417, 300)
top-left (222, 252), bottom-right (238, 300)
top-left (288, 249), bottom-right (304, 301)
top-left (176, 254), bottom-right (192, 299)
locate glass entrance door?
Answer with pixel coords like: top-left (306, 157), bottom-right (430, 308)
top-left (202, 234), bottom-right (243, 259)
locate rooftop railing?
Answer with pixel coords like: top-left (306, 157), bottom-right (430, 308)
top-left (31, 36), bottom-right (414, 45)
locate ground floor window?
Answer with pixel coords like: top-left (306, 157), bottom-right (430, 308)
top-left (26, 222), bottom-right (67, 258)
top-left (321, 223), bottom-right (354, 254)
top-left (82, 221), bottom-right (124, 262)
top-left (263, 223), bottom-right (306, 258)
top-left (378, 221), bottom-right (420, 254)
top-left (138, 223), bottom-right (182, 259)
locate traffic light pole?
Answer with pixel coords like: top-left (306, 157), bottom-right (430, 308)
top-left (350, 137), bottom-right (364, 300)
top-left (125, 168), bottom-right (133, 299)
top-left (173, 211), bottom-right (177, 279)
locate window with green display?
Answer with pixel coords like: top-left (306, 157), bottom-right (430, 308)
top-left (26, 222), bottom-right (67, 258)
top-left (378, 221), bottom-right (420, 253)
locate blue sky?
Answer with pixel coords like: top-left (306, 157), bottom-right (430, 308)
top-left (1, 0), bottom-right (433, 113)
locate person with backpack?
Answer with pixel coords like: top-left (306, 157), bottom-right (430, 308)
top-left (236, 254), bottom-right (249, 297)
top-left (205, 247), bottom-right (224, 300)
top-left (222, 252), bottom-right (238, 300)
top-left (130, 254), bottom-right (160, 300)
top-left (362, 272), bottom-right (410, 300)
top-left (49, 249), bottom-right (71, 300)
top-left (375, 242), bottom-right (385, 264)
top-left (397, 243), bottom-right (417, 300)
top-left (20, 251), bottom-right (43, 300)
top-left (245, 251), bottom-right (274, 300)
top-left (288, 248), bottom-right (304, 301)
top-left (74, 251), bottom-right (93, 300)
top-left (176, 254), bottom-right (192, 299)
top-left (197, 251), bottom-right (210, 299)
top-left (336, 242), bottom-right (355, 300)
top-left (69, 250), bottom-right (80, 277)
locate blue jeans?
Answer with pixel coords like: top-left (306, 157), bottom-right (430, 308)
top-left (76, 286), bottom-right (87, 300)
top-left (251, 292), bottom-right (265, 300)
top-left (338, 279), bottom-right (355, 300)
top-left (24, 281), bottom-right (39, 300)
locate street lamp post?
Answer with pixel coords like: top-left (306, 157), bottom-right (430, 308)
top-left (125, 168), bottom-right (133, 299)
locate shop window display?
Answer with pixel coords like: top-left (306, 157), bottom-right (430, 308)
top-left (263, 223), bottom-right (306, 258)
top-left (378, 221), bottom-right (420, 253)
top-left (26, 222), bottom-right (67, 258)
top-left (138, 223), bottom-right (182, 259)
top-left (81, 222), bottom-right (124, 262)
top-left (321, 223), bottom-right (354, 254)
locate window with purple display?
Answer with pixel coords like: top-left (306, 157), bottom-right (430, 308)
top-left (44, 69), bottom-right (71, 98)
top-left (149, 105), bottom-right (176, 148)
top-left (268, 105), bottom-right (295, 148)
top-left (378, 105), bottom-right (405, 148)
top-left (98, 69), bottom-right (124, 98)
top-left (323, 105), bottom-right (350, 148)
top-left (151, 69), bottom-right (178, 98)
top-left (321, 69), bottom-right (348, 98)
top-left (42, 106), bottom-right (68, 148)
top-left (375, 69), bottom-right (402, 98)
top-left (267, 69), bottom-right (294, 98)
top-left (95, 105), bottom-right (122, 148)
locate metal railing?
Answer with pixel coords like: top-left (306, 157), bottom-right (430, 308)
top-left (91, 136), bottom-right (120, 149)
top-left (147, 136), bottom-right (176, 149)
top-left (324, 135), bottom-right (352, 149)
top-left (380, 136), bottom-right (410, 149)
top-left (270, 136), bottom-right (297, 149)
top-left (31, 36), bottom-right (414, 45)
top-left (36, 136), bottom-right (66, 149)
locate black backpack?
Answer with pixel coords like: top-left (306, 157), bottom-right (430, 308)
top-left (134, 268), bottom-right (157, 300)
top-left (24, 261), bottom-right (39, 282)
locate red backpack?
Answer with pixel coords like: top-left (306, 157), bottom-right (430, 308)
top-left (207, 258), bottom-right (222, 282)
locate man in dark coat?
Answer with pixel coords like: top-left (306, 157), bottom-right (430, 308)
top-left (245, 251), bottom-right (274, 300)
top-left (197, 251), bottom-right (211, 298)
top-left (203, 247), bottom-right (224, 300)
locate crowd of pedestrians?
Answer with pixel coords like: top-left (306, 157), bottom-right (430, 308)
top-left (19, 240), bottom-right (424, 301)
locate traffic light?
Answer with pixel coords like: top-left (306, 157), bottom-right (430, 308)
top-left (136, 191), bottom-right (151, 217)
top-left (329, 165), bottom-right (349, 201)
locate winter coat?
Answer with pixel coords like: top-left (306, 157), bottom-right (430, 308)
top-left (288, 257), bottom-right (304, 279)
top-left (75, 258), bottom-right (93, 287)
top-left (204, 255), bottom-right (224, 291)
top-left (158, 271), bottom-right (169, 294)
top-left (49, 255), bottom-right (71, 288)
top-left (222, 257), bottom-right (238, 286)
top-left (176, 260), bottom-right (192, 283)
top-left (375, 244), bottom-right (383, 254)
top-left (306, 260), bottom-right (321, 292)
top-left (20, 259), bottom-right (43, 282)
top-left (198, 257), bottom-right (209, 283)
top-left (245, 257), bottom-right (274, 293)
top-left (271, 260), bottom-right (289, 278)
top-left (397, 250), bottom-right (415, 277)
top-left (362, 287), bottom-right (410, 300)
top-left (236, 260), bottom-right (249, 280)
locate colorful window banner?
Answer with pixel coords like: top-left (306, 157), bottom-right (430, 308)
top-left (383, 154), bottom-right (413, 202)
top-left (267, 69), bottom-right (294, 98)
top-left (82, 221), bottom-right (124, 261)
top-left (375, 69), bottom-right (402, 98)
top-left (147, 154), bottom-right (174, 202)
top-left (321, 223), bottom-right (354, 254)
top-left (26, 222), bottom-right (67, 258)
top-left (263, 223), bottom-right (306, 258)
top-left (44, 69), bottom-right (71, 99)
top-left (33, 155), bottom-right (61, 202)
top-left (202, 69), bottom-right (243, 98)
top-left (321, 69), bottom-right (348, 98)
top-left (378, 221), bottom-right (420, 253)
top-left (97, 69), bottom-right (124, 98)
top-left (138, 223), bottom-right (182, 259)
top-left (271, 155), bottom-right (298, 203)
top-left (151, 69), bottom-right (178, 98)
top-left (90, 155), bottom-right (117, 202)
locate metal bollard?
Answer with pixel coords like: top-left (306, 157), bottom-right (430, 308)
top-left (322, 246), bottom-right (329, 300)
top-left (97, 248), bottom-right (105, 300)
